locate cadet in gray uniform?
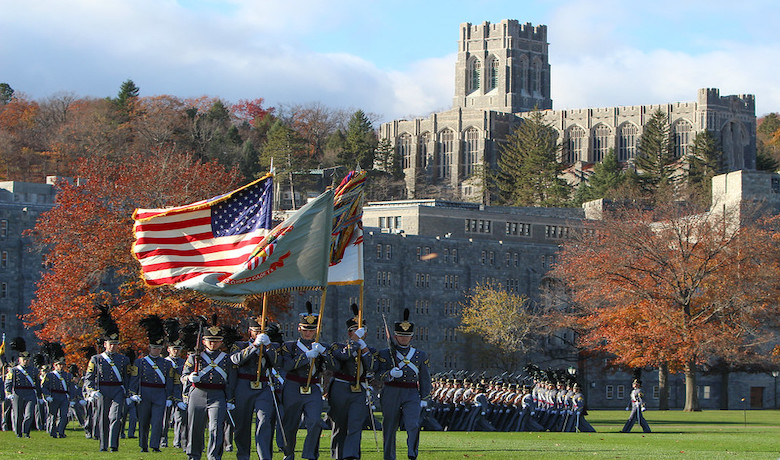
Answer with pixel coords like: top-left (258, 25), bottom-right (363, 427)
top-left (161, 318), bottom-right (187, 450)
top-left (84, 307), bottom-right (131, 452)
top-left (327, 304), bottom-right (377, 460)
top-left (131, 315), bottom-right (175, 452)
top-left (182, 323), bottom-right (237, 460)
top-left (40, 347), bottom-right (75, 438)
top-left (4, 337), bottom-right (41, 438)
top-left (229, 317), bottom-right (280, 460)
top-left (567, 383), bottom-right (595, 432)
top-left (279, 302), bottom-right (328, 460)
top-left (377, 308), bottom-right (431, 460)
top-left (621, 379), bottom-right (651, 433)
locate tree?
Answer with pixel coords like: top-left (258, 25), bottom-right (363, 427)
top-left (573, 148), bottom-right (624, 205)
top-left (459, 282), bottom-right (550, 372)
top-left (635, 109), bottom-right (675, 196)
top-left (0, 83), bottom-right (14, 105)
top-left (494, 110), bottom-right (569, 207)
top-left (114, 79), bottom-right (140, 108)
top-left (551, 202), bottom-right (780, 411)
top-left (23, 149), bottom-right (290, 364)
top-left (685, 130), bottom-right (725, 203)
top-left (337, 110), bottom-right (377, 170)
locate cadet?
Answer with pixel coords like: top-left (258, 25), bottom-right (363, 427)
top-left (621, 379), bottom-right (651, 433)
top-left (40, 344), bottom-right (75, 438)
top-left (130, 315), bottom-right (175, 452)
top-left (327, 303), bottom-right (376, 460)
top-left (161, 318), bottom-right (187, 450)
top-left (278, 302), bottom-right (328, 460)
top-left (377, 308), bottom-right (431, 460)
top-left (84, 307), bottom-right (131, 452)
top-left (229, 317), bottom-right (280, 460)
top-left (4, 337), bottom-right (41, 437)
top-left (182, 321), bottom-right (237, 460)
top-left (567, 383), bottom-right (595, 432)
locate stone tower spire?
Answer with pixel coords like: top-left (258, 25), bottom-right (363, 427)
top-left (453, 19), bottom-right (552, 113)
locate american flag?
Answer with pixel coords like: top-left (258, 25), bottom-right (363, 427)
top-left (132, 175), bottom-right (274, 287)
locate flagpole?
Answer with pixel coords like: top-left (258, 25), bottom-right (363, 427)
top-left (351, 282), bottom-right (364, 392)
top-left (253, 294), bottom-right (268, 389)
top-left (303, 287), bottom-right (327, 393)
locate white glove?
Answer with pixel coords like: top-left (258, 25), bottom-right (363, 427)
top-left (305, 348), bottom-right (319, 359)
top-left (131, 395), bottom-right (142, 403)
top-left (5, 394), bottom-right (14, 401)
top-left (125, 397), bottom-right (133, 406)
top-left (166, 399), bottom-right (173, 408)
top-left (69, 401), bottom-right (75, 407)
top-left (389, 367), bottom-right (403, 378)
top-left (45, 396), bottom-right (53, 403)
top-left (79, 399), bottom-right (88, 406)
top-left (188, 373), bottom-right (201, 383)
top-left (254, 333), bottom-right (271, 347)
top-left (38, 398), bottom-right (46, 404)
top-left (420, 400), bottom-right (428, 408)
top-left (312, 342), bottom-right (326, 354)
top-left (354, 327), bottom-right (365, 339)
top-left (226, 402), bottom-right (236, 411)
top-left (177, 402), bottom-right (187, 411)
top-left (92, 390), bottom-right (101, 399)
top-left (356, 339), bottom-right (367, 349)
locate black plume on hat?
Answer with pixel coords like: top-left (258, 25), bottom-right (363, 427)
top-left (81, 345), bottom-right (97, 360)
top-left (11, 337), bottom-right (27, 353)
top-left (95, 305), bottom-right (120, 341)
top-left (181, 316), bottom-right (208, 350)
top-left (221, 325), bottom-right (242, 350)
top-left (346, 303), bottom-right (364, 328)
top-left (33, 353), bottom-right (46, 367)
top-left (299, 301), bottom-right (318, 329)
top-left (45, 342), bottom-right (66, 363)
top-left (265, 322), bottom-right (283, 343)
top-left (394, 308), bottom-right (414, 336)
top-left (139, 314), bottom-right (166, 346)
top-left (164, 318), bottom-right (182, 346)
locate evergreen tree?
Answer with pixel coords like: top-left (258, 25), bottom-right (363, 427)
top-left (337, 110), bottom-right (377, 170)
top-left (574, 148), bottom-right (624, 204)
top-left (635, 109), bottom-right (675, 195)
top-left (494, 110), bottom-right (569, 207)
top-left (686, 130), bottom-right (724, 201)
top-left (0, 82), bottom-right (14, 105)
top-left (114, 79), bottom-right (139, 109)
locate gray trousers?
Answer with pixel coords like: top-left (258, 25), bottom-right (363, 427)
top-left (281, 380), bottom-right (322, 460)
top-left (234, 380), bottom-right (276, 460)
top-left (137, 387), bottom-right (167, 450)
top-left (11, 393), bottom-right (36, 437)
top-left (380, 386), bottom-right (421, 460)
top-left (328, 381), bottom-right (368, 460)
top-left (622, 406), bottom-right (651, 433)
top-left (187, 387), bottom-right (226, 460)
top-left (46, 394), bottom-right (69, 436)
top-left (95, 386), bottom-right (125, 450)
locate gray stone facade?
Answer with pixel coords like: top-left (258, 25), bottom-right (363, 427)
top-left (378, 19), bottom-right (757, 203)
top-left (0, 179), bottom-right (56, 351)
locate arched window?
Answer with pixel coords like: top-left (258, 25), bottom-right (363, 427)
top-left (437, 129), bottom-right (454, 180)
top-left (418, 132), bottom-right (430, 168)
top-left (487, 56), bottom-right (499, 91)
top-left (564, 126), bottom-right (585, 164)
top-left (673, 120), bottom-right (693, 158)
top-left (398, 133), bottom-right (412, 169)
top-left (516, 56), bottom-right (528, 93)
top-left (467, 57), bottom-right (481, 94)
top-left (530, 58), bottom-right (542, 94)
top-left (591, 124), bottom-right (612, 163)
top-left (618, 123), bottom-right (638, 161)
top-left (462, 128), bottom-right (479, 177)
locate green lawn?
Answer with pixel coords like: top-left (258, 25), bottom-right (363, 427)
top-left (1, 410), bottom-right (778, 459)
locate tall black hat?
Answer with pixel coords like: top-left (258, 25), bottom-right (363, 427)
top-left (43, 341), bottom-right (66, 365)
top-left (264, 322), bottom-right (283, 343)
top-left (394, 308), bottom-right (414, 336)
top-left (139, 314), bottom-right (166, 346)
top-left (164, 318), bottom-right (184, 348)
top-left (96, 305), bottom-right (121, 343)
top-left (10, 337), bottom-right (30, 359)
top-left (221, 325), bottom-right (241, 350)
top-left (298, 302), bottom-right (318, 330)
top-left (247, 316), bottom-right (263, 331)
top-left (202, 313), bottom-right (224, 340)
top-left (181, 316), bottom-right (208, 350)
top-left (345, 303), bottom-right (364, 329)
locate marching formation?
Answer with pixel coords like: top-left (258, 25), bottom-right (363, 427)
top-left (2, 303), bottom-right (433, 460)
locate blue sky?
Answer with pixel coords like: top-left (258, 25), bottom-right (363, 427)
top-left (1, 0), bottom-right (778, 123)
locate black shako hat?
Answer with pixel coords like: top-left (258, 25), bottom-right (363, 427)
top-left (139, 314), bottom-right (166, 346)
top-left (345, 303), bottom-right (365, 329)
top-left (394, 308), bottom-right (414, 336)
top-left (96, 305), bottom-right (121, 343)
top-left (299, 301), bottom-right (318, 330)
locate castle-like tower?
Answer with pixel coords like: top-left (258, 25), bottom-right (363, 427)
top-left (453, 20), bottom-right (552, 113)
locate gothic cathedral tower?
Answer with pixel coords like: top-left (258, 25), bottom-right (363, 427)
top-left (453, 20), bottom-right (552, 113)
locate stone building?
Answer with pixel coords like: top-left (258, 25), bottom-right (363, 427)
top-left (0, 179), bottom-right (56, 350)
top-left (378, 19), bottom-right (757, 202)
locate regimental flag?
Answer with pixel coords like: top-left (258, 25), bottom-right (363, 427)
top-left (0, 333), bottom-right (5, 362)
top-left (328, 170), bottom-right (366, 285)
top-left (133, 174), bottom-right (274, 289)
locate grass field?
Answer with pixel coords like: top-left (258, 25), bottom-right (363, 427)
top-left (1, 410), bottom-right (778, 459)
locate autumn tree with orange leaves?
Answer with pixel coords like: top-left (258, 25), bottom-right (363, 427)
top-left (24, 149), bottom-right (289, 369)
top-left (551, 201), bottom-right (780, 411)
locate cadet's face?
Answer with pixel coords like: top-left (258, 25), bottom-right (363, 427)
top-left (168, 347), bottom-right (182, 357)
top-left (203, 338), bottom-right (223, 351)
top-left (298, 327), bottom-right (316, 341)
top-left (104, 341), bottom-right (119, 353)
top-left (54, 363), bottom-right (64, 371)
top-left (394, 334), bottom-right (412, 347)
top-left (149, 345), bottom-right (163, 357)
top-left (19, 357), bottom-right (30, 366)
top-left (347, 328), bottom-right (359, 341)
top-left (249, 328), bottom-right (262, 340)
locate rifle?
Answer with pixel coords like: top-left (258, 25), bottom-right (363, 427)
top-left (251, 295), bottom-right (268, 390)
top-left (381, 314), bottom-right (398, 368)
top-left (365, 386), bottom-right (379, 452)
top-left (191, 319), bottom-right (204, 388)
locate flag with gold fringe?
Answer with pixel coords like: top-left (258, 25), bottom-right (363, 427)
top-left (328, 170), bottom-right (366, 285)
